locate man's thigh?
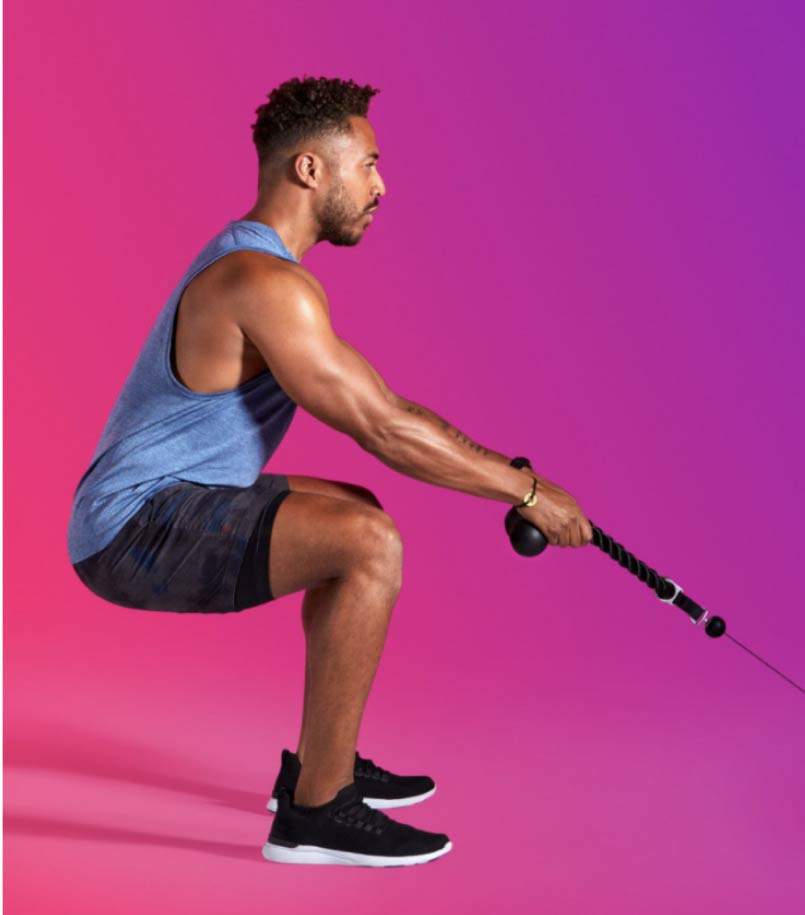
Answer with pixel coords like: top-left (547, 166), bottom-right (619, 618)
top-left (286, 475), bottom-right (382, 509)
top-left (267, 478), bottom-right (396, 600)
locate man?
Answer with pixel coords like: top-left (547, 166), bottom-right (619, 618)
top-left (68, 75), bottom-right (593, 867)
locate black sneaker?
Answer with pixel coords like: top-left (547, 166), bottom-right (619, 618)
top-left (267, 749), bottom-right (436, 812)
top-left (262, 782), bottom-right (452, 867)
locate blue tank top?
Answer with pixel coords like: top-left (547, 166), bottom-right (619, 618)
top-left (68, 219), bottom-right (299, 564)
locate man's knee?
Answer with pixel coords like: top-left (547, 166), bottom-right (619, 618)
top-left (348, 509), bottom-right (403, 589)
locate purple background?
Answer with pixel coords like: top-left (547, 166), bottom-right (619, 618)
top-left (5, 1), bottom-right (805, 912)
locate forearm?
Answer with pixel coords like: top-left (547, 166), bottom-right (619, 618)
top-left (363, 395), bottom-right (536, 504)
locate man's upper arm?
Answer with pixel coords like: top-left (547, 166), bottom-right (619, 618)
top-left (234, 266), bottom-right (398, 448)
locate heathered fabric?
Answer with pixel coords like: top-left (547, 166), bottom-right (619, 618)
top-left (68, 220), bottom-right (298, 564)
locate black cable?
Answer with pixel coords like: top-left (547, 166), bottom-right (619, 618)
top-left (724, 633), bottom-right (805, 694)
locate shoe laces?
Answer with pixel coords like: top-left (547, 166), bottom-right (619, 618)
top-left (332, 796), bottom-right (391, 835)
top-left (354, 753), bottom-right (391, 782)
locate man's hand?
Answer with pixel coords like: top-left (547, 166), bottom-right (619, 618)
top-left (515, 475), bottom-right (594, 547)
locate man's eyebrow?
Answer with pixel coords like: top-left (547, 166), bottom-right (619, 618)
top-left (364, 151), bottom-right (380, 161)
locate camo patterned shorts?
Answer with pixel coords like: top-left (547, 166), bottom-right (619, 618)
top-left (72, 473), bottom-right (292, 614)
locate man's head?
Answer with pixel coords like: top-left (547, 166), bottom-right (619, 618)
top-left (251, 76), bottom-right (386, 247)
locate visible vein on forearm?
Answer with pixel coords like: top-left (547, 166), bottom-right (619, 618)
top-left (400, 400), bottom-right (490, 457)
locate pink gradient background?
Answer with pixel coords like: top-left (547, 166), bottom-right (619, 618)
top-left (5, 1), bottom-right (805, 912)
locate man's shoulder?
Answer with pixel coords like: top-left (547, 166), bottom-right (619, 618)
top-left (212, 250), bottom-right (330, 325)
top-left (221, 249), bottom-right (326, 301)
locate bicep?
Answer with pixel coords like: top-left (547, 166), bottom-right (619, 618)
top-left (236, 271), bottom-right (397, 446)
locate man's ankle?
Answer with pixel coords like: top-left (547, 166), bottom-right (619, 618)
top-left (293, 777), bottom-right (353, 809)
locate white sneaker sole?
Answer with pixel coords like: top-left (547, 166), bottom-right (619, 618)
top-left (266, 786), bottom-right (436, 813)
top-left (262, 839), bottom-right (452, 867)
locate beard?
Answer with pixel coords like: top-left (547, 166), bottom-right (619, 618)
top-left (317, 178), bottom-right (370, 247)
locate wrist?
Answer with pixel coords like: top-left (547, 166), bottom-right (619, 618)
top-left (508, 456), bottom-right (539, 507)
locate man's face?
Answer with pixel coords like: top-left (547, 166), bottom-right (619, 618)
top-left (317, 116), bottom-right (386, 247)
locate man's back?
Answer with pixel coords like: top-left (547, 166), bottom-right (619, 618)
top-left (67, 219), bottom-right (300, 565)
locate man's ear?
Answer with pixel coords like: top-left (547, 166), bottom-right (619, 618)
top-left (294, 151), bottom-right (325, 189)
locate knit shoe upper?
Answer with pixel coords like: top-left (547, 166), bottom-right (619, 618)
top-left (263, 782), bottom-right (451, 867)
top-left (267, 749), bottom-right (436, 811)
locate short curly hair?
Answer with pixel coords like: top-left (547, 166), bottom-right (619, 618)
top-left (251, 75), bottom-right (380, 168)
